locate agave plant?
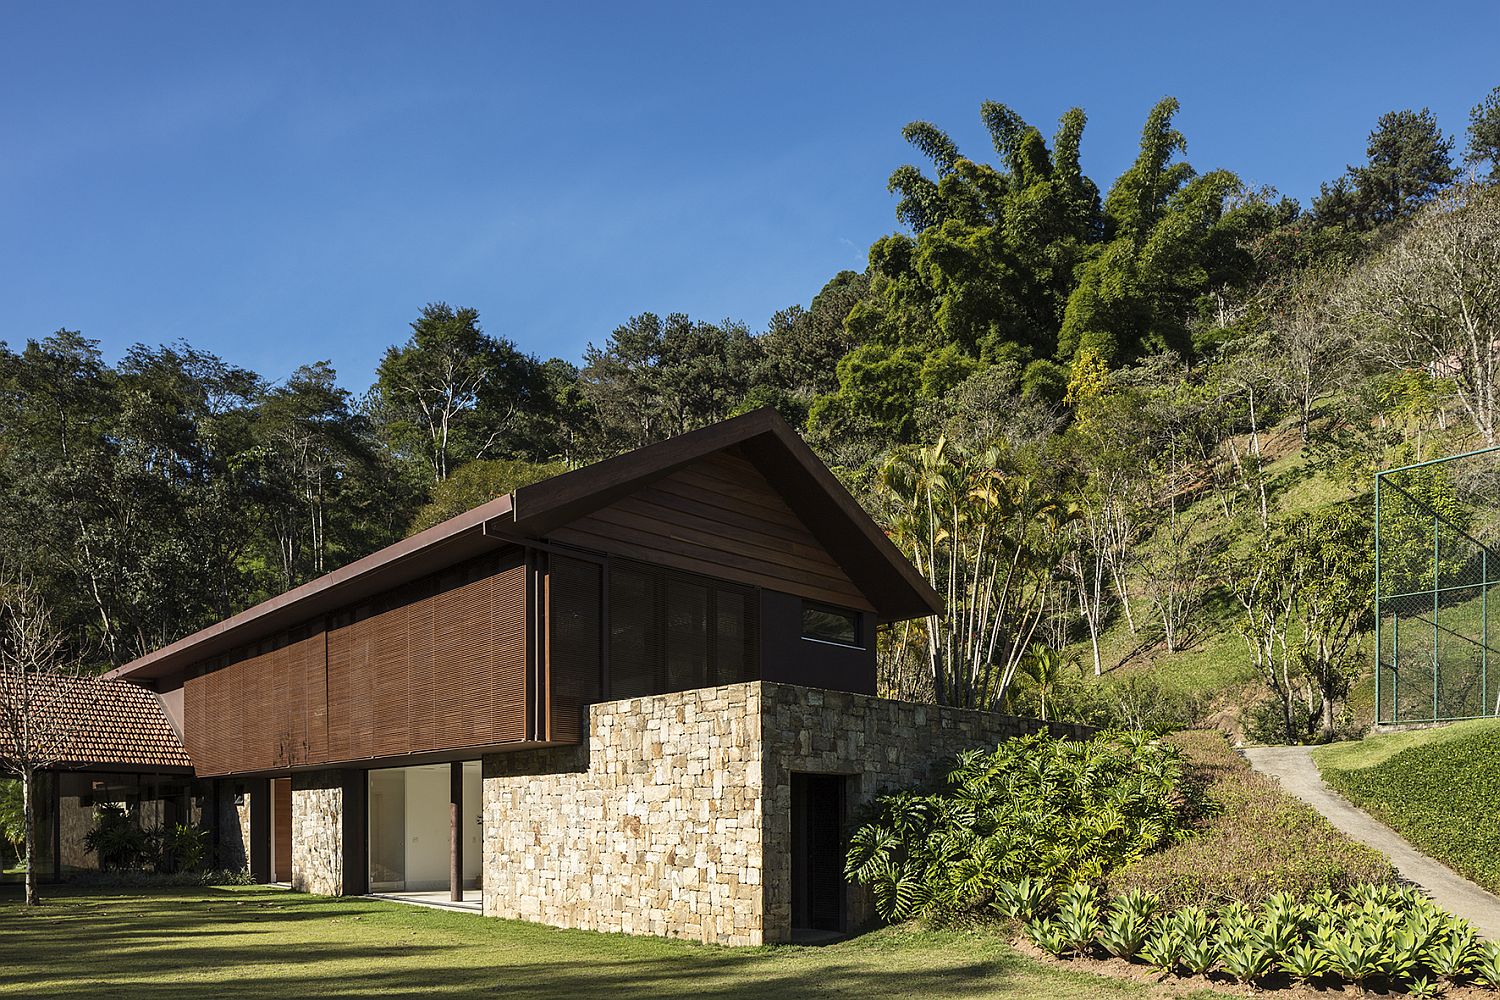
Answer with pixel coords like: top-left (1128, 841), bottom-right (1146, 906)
top-left (1408, 975), bottom-right (1446, 999)
top-left (1138, 929), bottom-right (1181, 976)
top-left (1474, 941), bottom-right (1500, 989)
top-left (1098, 890), bottom-right (1156, 960)
top-left (1257, 893), bottom-right (1307, 959)
top-left (1279, 940), bottom-right (1330, 985)
top-left (1055, 883), bottom-right (1102, 957)
top-left (1218, 939), bottom-right (1273, 985)
top-left (1023, 916), bottom-right (1070, 958)
top-left (1317, 925), bottom-right (1388, 993)
top-left (1425, 923), bottom-right (1479, 981)
top-left (1179, 932), bottom-right (1217, 977)
top-left (995, 876), bottom-right (1051, 923)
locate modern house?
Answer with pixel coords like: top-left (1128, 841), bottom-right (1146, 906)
top-left (28, 409), bottom-right (1080, 944)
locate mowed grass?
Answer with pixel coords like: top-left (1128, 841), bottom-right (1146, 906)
top-left (0, 886), bottom-right (1192, 1000)
top-left (1314, 719), bottom-right (1500, 894)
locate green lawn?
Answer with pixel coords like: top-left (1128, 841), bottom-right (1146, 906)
top-left (1314, 719), bottom-right (1500, 894)
top-left (0, 886), bottom-right (1202, 999)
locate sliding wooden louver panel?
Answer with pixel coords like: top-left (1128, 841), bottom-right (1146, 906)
top-left (182, 548), bottom-right (532, 777)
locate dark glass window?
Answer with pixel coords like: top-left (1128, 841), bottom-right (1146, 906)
top-left (801, 603), bottom-right (861, 647)
top-left (607, 561), bottom-right (759, 696)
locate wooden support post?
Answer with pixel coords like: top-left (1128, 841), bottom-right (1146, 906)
top-left (450, 761), bottom-right (463, 902)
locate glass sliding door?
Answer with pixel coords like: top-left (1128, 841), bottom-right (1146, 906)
top-left (367, 768), bottom-right (405, 891)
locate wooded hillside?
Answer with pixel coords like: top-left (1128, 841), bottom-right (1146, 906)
top-left (5, 87), bottom-right (1500, 740)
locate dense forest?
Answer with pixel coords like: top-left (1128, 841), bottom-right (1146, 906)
top-left (5, 87), bottom-right (1500, 741)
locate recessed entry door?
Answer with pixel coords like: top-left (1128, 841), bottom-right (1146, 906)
top-left (272, 778), bottom-right (293, 883)
top-left (790, 772), bottom-right (847, 933)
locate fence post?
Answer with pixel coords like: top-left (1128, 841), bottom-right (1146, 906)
top-left (1433, 514), bottom-right (1440, 722)
top-left (1374, 473), bottom-right (1382, 724)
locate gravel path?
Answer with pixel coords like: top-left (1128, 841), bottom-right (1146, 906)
top-left (1241, 744), bottom-right (1500, 939)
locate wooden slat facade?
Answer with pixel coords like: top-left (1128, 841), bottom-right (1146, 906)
top-left (183, 550), bottom-right (530, 777)
top-left (546, 449), bottom-right (875, 613)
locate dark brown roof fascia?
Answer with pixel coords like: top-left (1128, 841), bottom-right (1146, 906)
top-left (106, 494), bottom-right (516, 684)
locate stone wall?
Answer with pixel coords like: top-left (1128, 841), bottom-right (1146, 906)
top-left (757, 680), bottom-right (1091, 941)
top-left (479, 680), bottom-right (1086, 946)
top-left (291, 771), bottom-right (343, 896)
top-left (482, 683), bottom-right (764, 945)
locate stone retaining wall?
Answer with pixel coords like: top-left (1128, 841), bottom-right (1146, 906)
top-left (480, 680), bottom-right (1088, 945)
top-left (291, 771), bottom-right (343, 896)
top-left (483, 683), bottom-right (764, 944)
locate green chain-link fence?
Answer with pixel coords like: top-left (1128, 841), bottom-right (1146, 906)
top-left (1376, 446), bottom-right (1500, 724)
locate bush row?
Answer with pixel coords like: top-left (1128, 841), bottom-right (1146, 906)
top-left (1107, 730), bottom-right (1396, 905)
top-left (845, 730), bottom-right (1192, 921)
top-left (1016, 881), bottom-right (1500, 995)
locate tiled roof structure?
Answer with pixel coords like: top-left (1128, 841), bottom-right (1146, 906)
top-left (0, 673), bottom-right (192, 770)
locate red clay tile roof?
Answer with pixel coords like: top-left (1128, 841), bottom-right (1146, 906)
top-left (0, 673), bottom-right (192, 770)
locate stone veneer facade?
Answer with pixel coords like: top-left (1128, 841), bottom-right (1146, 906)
top-left (481, 680), bottom-right (1090, 945)
top-left (291, 771), bottom-right (344, 896)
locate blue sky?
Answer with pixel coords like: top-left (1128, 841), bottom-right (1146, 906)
top-left (4, 1), bottom-right (1498, 391)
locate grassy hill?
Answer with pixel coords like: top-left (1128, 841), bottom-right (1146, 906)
top-left (1314, 720), bottom-right (1500, 893)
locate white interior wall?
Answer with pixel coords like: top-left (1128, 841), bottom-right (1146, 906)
top-left (403, 765), bottom-right (451, 890)
top-left (464, 762), bottom-right (482, 882)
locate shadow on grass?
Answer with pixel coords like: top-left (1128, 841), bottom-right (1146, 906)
top-left (0, 886), bottom-right (1081, 999)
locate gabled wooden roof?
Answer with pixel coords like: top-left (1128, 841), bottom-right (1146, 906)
top-left (108, 409), bottom-right (940, 683)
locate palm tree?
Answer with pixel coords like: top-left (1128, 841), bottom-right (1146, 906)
top-left (1019, 642), bottom-right (1070, 722)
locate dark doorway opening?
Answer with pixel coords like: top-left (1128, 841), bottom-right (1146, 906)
top-left (271, 778), bottom-right (292, 883)
top-left (790, 772), bottom-right (847, 936)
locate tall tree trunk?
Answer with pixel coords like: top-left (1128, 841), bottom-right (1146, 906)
top-left (22, 765), bottom-right (38, 906)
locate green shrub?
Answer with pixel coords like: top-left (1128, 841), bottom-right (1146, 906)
top-left (1319, 725), bottom-right (1500, 895)
top-left (1107, 730), bottom-right (1396, 905)
top-left (66, 868), bottom-right (256, 888)
top-left (154, 823), bottom-right (209, 874)
top-left (83, 804), bottom-right (152, 871)
top-left (846, 730), bottom-right (1190, 921)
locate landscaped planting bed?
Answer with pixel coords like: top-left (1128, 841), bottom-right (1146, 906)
top-left (1315, 720), bottom-right (1500, 896)
top-left (847, 728), bottom-right (1500, 995)
top-left (1016, 882), bottom-right (1500, 995)
top-left (1109, 730), bottom-right (1396, 906)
